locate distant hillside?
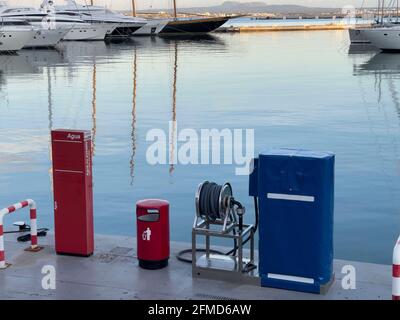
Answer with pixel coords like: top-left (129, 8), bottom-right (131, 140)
top-left (137, 1), bottom-right (339, 14)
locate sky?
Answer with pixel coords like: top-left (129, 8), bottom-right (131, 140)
top-left (6, 1), bottom-right (379, 10)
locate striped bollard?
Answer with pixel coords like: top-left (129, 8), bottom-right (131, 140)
top-left (0, 199), bottom-right (41, 269)
top-left (394, 235), bottom-right (400, 300)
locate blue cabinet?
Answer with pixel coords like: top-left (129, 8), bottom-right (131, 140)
top-left (250, 148), bottom-right (335, 293)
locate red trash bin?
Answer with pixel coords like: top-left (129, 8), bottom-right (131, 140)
top-left (136, 199), bottom-right (170, 270)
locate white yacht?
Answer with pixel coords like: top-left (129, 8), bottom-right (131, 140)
top-left (0, 4), bottom-right (68, 48)
top-left (58, 12), bottom-right (116, 41)
top-left (55, 0), bottom-right (146, 38)
top-left (0, 18), bottom-right (36, 52)
top-left (362, 26), bottom-right (400, 51)
top-left (351, 0), bottom-right (400, 50)
top-left (39, 1), bottom-right (115, 41)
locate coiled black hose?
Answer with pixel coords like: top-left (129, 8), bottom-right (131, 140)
top-left (198, 182), bottom-right (223, 221)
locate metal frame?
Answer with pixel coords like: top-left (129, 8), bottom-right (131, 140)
top-left (192, 181), bottom-right (258, 284)
top-left (192, 219), bottom-right (258, 284)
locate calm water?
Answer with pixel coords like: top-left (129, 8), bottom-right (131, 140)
top-left (1, 30), bottom-right (400, 264)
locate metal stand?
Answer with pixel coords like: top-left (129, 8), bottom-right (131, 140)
top-left (192, 221), bottom-right (259, 285)
top-left (192, 182), bottom-right (259, 285)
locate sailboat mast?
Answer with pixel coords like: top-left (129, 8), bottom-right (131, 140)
top-left (131, 0), bottom-right (136, 17)
top-left (173, 0), bottom-right (177, 19)
top-left (377, 0), bottom-right (380, 23)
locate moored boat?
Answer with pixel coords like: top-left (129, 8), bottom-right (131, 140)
top-left (0, 18), bottom-right (36, 52)
top-left (362, 26), bottom-right (400, 51)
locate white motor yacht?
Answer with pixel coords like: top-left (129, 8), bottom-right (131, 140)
top-left (40, 1), bottom-right (115, 41)
top-left (0, 17), bottom-right (36, 52)
top-left (55, 0), bottom-right (146, 38)
top-left (0, 4), bottom-right (68, 48)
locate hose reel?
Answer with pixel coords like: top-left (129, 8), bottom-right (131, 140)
top-left (195, 181), bottom-right (246, 234)
top-left (192, 181), bottom-right (257, 277)
top-left (195, 181), bottom-right (233, 222)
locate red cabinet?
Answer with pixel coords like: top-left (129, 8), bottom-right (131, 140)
top-left (51, 129), bottom-right (94, 256)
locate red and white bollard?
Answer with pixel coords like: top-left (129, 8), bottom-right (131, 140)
top-left (0, 199), bottom-right (40, 269)
top-left (393, 235), bottom-right (400, 300)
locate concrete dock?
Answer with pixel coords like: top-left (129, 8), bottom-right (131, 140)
top-left (0, 233), bottom-right (392, 300)
top-left (217, 24), bottom-right (373, 33)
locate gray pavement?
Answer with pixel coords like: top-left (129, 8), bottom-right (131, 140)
top-left (0, 233), bottom-right (392, 300)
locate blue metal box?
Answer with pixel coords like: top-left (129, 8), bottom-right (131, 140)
top-left (249, 148), bottom-right (335, 294)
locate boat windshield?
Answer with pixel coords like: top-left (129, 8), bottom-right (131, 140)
top-left (1, 7), bottom-right (36, 13)
top-left (0, 19), bottom-right (31, 25)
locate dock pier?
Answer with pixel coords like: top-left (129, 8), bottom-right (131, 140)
top-left (217, 24), bottom-right (373, 33)
top-left (0, 232), bottom-right (391, 300)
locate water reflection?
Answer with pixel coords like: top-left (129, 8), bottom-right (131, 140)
top-left (91, 63), bottom-right (97, 155)
top-left (355, 53), bottom-right (400, 117)
top-left (348, 43), bottom-right (378, 55)
top-left (0, 49), bottom-right (65, 174)
top-left (47, 65), bottom-right (54, 191)
top-left (169, 41), bottom-right (178, 175)
top-left (353, 53), bottom-right (400, 192)
top-left (47, 66), bottom-right (53, 131)
top-left (159, 34), bottom-right (226, 46)
top-left (130, 47), bottom-right (137, 185)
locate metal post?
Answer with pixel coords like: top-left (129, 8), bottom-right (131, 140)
top-left (205, 222), bottom-right (210, 258)
top-left (192, 230), bottom-right (197, 269)
top-left (238, 234), bottom-right (243, 272)
top-left (0, 200), bottom-right (40, 269)
top-left (250, 228), bottom-right (254, 264)
top-left (393, 236), bottom-right (400, 300)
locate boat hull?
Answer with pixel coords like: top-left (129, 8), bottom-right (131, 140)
top-left (159, 17), bottom-right (230, 35)
top-left (24, 28), bottom-right (69, 48)
top-left (363, 28), bottom-right (400, 51)
top-left (63, 24), bottom-right (113, 41)
top-left (133, 20), bottom-right (169, 36)
top-left (0, 29), bottom-right (36, 52)
top-left (349, 28), bottom-right (371, 44)
top-left (109, 24), bottom-right (144, 37)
